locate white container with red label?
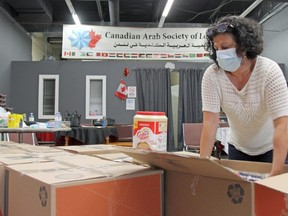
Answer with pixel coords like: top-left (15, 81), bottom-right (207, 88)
top-left (133, 111), bottom-right (168, 152)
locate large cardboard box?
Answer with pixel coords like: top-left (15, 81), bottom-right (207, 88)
top-left (6, 155), bottom-right (163, 216)
top-left (255, 173), bottom-right (288, 215)
top-left (0, 153), bottom-right (51, 165)
top-left (0, 142), bottom-right (71, 216)
top-left (0, 163), bottom-right (4, 216)
top-left (118, 147), bottom-right (288, 216)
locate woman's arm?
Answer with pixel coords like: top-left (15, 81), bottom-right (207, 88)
top-left (200, 111), bottom-right (220, 157)
top-left (270, 116), bottom-right (288, 176)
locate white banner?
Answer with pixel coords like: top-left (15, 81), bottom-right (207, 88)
top-left (62, 25), bottom-right (209, 60)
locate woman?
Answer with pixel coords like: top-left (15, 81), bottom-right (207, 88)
top-left (200, 15), bottom-right (288, 177)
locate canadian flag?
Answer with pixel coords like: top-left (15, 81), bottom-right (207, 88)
top-left (115, 79), bottom-right (128, 100)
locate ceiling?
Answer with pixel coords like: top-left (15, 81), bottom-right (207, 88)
top-left (1, 0), bottom-right (287, 39)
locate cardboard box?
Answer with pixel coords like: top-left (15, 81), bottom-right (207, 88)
top-left (0, 142), bottom-right (71, 216)
top-left (15, 143), bottom-right (66, 153)
top-left (0, 144), bottom-right (27, 155)
top-left (0, 142), bottom-right (72, 163)
top-left (117, 147), bottom-right (288, 216)
top-left (0, 142), bottom-right (68, 155)
top-left (6, 156), bottom-right (163, 216)
top-left (0, 163), bottom-right (4, 216)
top-left (42, 154), bottom-right (141, 176)
top-left (255, 173), bottom-right (288, 216)
top-left (0, 150), bottom-right (72, 166)
top-left (0, 153), bottom-right (51, 165)
top-left (55, 144), bottom-right (119, 155)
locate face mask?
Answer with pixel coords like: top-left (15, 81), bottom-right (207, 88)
top-left (216, 48), bottom-right (242, 72)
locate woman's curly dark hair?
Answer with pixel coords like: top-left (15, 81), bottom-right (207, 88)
top-left (204, 15), bottom-right (264, 64)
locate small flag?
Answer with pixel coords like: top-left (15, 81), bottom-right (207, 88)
top-left (109, 53), bottom-right (116, 58)
top-left (116, 53), bottom-right (124, 58)
top-left (115, 79), bottom-right (128, 100)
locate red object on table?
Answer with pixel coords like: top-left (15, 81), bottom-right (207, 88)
top-left (37, 132), bottom-right (55, 142)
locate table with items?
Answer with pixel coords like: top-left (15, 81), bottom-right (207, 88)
top-left (0, 127), bottom-right (71, 144)
top-left (55, 126), bottom-right (118, 145)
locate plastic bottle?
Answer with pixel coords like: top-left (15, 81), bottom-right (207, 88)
top-left (101, 116), bottom-right (107, 127)
top-left (29, 113), bottom-right (34, 122)
top-left (54, 112), bottom-right (62, 128)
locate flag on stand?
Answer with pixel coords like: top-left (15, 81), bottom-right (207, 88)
top-left (115, 79), bottom-right (128, 100)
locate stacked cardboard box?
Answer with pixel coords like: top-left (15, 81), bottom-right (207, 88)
top-left (3, 141), bottom-right (288, 216)
top-left (118, 147), bottom-right (288, 216)
top-left (0, 142), bottom-right (163, 216)
top-left (6, 154), bottom-right (163, 216)
top-left (0, 142), bottom-right (74, 216)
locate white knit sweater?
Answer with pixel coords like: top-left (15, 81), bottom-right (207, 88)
top-left (202, 56), bottom-right (288, 155)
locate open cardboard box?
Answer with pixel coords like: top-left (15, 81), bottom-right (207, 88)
top-left (6, 154), bottom-right (163, 216)
top-left (116, 147), bottom-right (288, 216)
top-left (254, 173), bottom-right (288, 216)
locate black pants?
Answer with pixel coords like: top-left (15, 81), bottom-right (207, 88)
top-left (228, 144), bottom-right (288, 164)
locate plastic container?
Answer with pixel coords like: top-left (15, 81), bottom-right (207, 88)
top-left (133, 111), bottom-right (168, 152)
top-left (28, 113), bottom-right (34, 122)
top-left (0, 111), bottom-right (10, 128)
top-left (8, 114), bottom-right (23, 128)
top-left (54, 112), bottom-right (62, 128)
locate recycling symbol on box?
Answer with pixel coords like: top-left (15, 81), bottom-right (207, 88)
top-left (227, 183), bottom-right (244, 204)
top-left (39, 186), bottom-right (48, 207)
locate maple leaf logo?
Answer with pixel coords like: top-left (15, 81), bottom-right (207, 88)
top-left (121, 86), bottom-right (126, 92)
top-left (88, 30), bottom-right (102, 48)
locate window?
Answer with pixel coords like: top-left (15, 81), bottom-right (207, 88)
top-left (85, 75), bottom-right (106, 119)
top-left (38, 75), bottom-right (59, 119)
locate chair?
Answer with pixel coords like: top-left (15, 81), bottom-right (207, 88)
top-left (182, 123), bottom-right (203, 153)
top-left (183, 123), bottom-right (219, 157)
top-left (115, 124), bottom-right (133, 142)
top-left (109, 124), bottom-right (133, 147)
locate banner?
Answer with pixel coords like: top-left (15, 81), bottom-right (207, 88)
top-left (62, 25), bottom-right (209, 60)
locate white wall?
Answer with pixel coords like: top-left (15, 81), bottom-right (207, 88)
top-left (0, 8), bottom-right (32, 103)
